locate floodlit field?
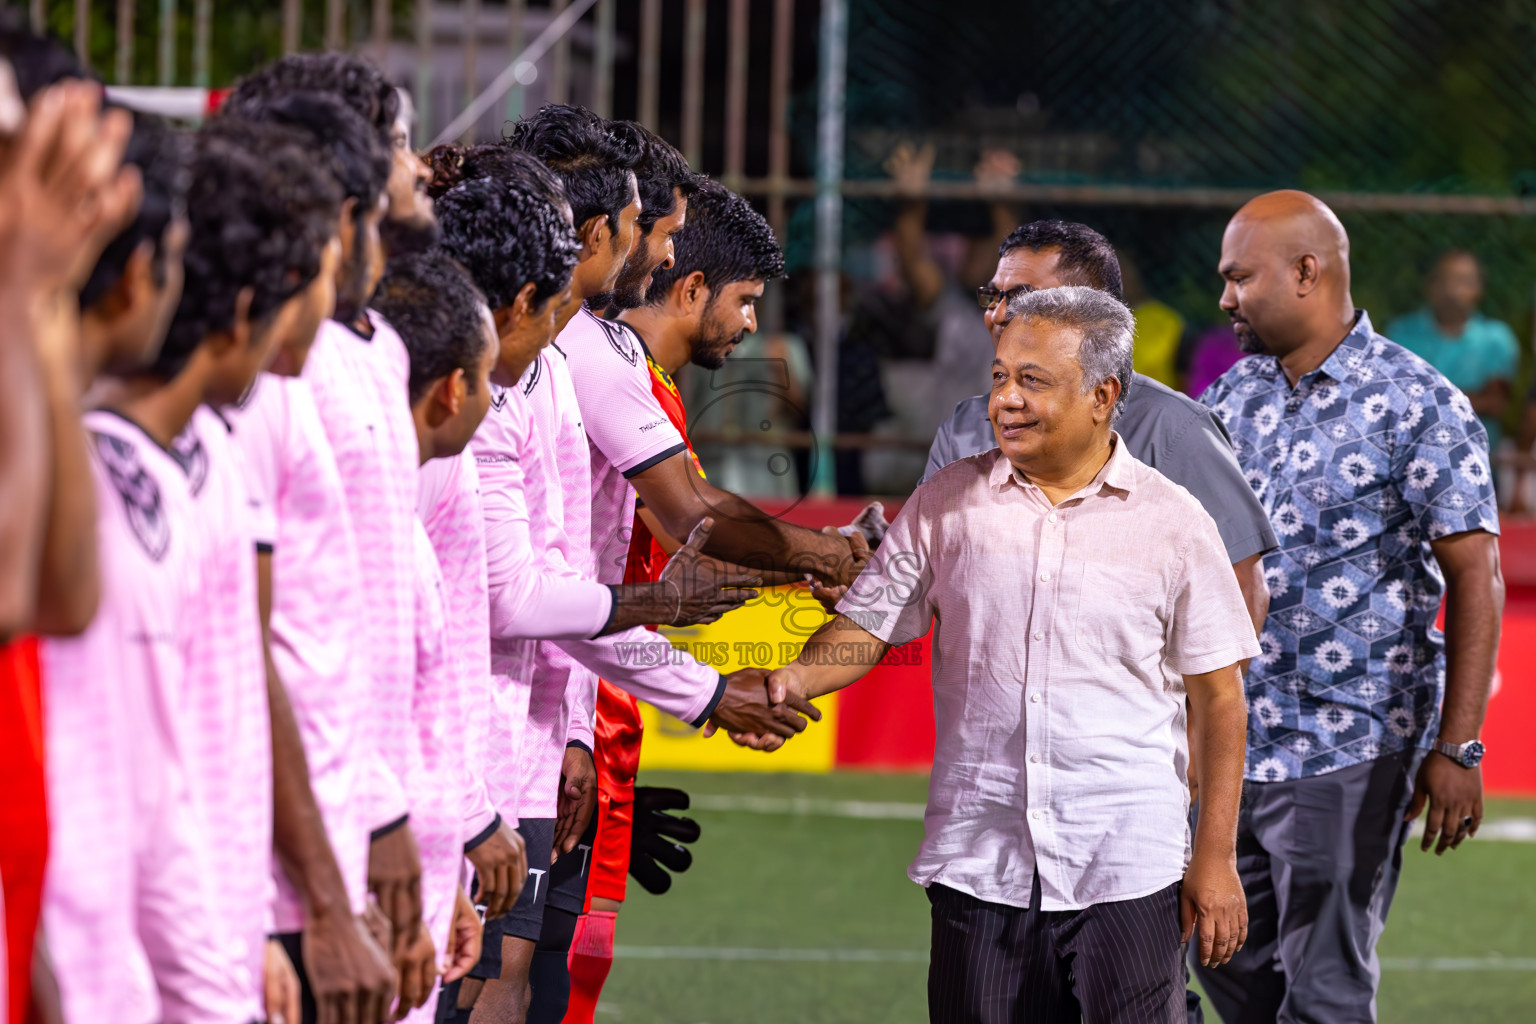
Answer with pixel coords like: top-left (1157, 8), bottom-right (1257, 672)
top-left (600, 771), bottom-right (1536, 1023)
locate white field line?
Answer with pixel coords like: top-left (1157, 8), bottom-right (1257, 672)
top-left (612, 946), bottom-right (1536, 971)
top-left (686, 794), bottom-right (1536, 843)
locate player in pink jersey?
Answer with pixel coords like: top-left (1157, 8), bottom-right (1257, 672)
top-left (376, 250), bottom-right (526, 1023)
top-left (219, 86), bottom-right (401, 1024)
top-left (26, 102), bottom-right (188, 1024)
top-left (61, 117), bottom-right (341, 1023)
top-left (227, 64), bottom-right (434, 999)
top-left (442, 123), bottom-right (813, 1024)
top-left (0, 34), bottom-right (152, 1024)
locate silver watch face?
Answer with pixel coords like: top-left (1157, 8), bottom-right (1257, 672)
top-left (1463, 740), bottom-right (1486, 768)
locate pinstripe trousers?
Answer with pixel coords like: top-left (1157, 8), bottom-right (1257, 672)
top-left (927, 873), bottom-right (1186, 1023)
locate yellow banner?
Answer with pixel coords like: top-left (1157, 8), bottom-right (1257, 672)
top-left (637, 585), bottom-right (836, 772)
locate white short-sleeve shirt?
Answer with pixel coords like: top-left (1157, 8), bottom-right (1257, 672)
top-left (841, 439), bottom-right (1260, 911)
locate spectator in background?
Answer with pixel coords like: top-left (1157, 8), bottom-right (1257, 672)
top-left (1122, 255), bottom-right (1186, 390)
top-left (1184, 323), bottom-right (1245, 399)
top-left (1388, 249), bottom-right (1518, 448)
top-left (879, 142), bottom-right (1020, 490)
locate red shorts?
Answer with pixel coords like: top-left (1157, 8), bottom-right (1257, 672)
top-left (0, 638), bottom-right (47, 1024)
top-left (586, 681), bottom-right (643, 906)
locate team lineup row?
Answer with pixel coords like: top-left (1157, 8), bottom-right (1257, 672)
top-left (0, 23), bottom-right (876, 1024)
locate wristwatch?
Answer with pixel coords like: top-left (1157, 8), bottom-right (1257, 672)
top-left (1432, 737), bottom-right (1486, 768)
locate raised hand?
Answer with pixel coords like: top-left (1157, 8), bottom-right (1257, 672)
top-left (657, 517), bottom-right (762, 626)
top-left (973, 148), bottom-right (1021, 197)
top-left (884, 140), bottom-right (936, 198)
top-left (0, 79), bottom-right (142, 296)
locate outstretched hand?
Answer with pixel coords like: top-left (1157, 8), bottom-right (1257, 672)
top-left (658, 517), bottom-right (762, 626)
top-left (704, 667), bottom-right (821, 751)
top-left (824, 528), bottom-right (872, 589)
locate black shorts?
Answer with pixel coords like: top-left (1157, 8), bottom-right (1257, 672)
top-left (468, 817), bottom-right (554, 980)
top-left (544, 811), bottom-right (598, 917)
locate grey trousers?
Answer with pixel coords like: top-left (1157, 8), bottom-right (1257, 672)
top-left (1191, 748), bottom-right (1425, 1024)
top-left (929, 872), bottom-right (1186, 1023)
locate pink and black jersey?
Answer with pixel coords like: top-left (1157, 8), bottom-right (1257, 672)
top-left (174, 406), bottom-right (271, 1018)
top-left (558, 308), bottom-right (688, 587)
top-left (227, 373), bottom-right (372, 931)
top-left (417, 451), bottom-right (498, 842)
top-left (42, 412), bottom-right (245, 1024)
top-left (302, 313), bottom-right (420, 831)
top-left (472, 352), bottom-right (726, 823)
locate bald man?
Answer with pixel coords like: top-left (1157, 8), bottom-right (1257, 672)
top-left (1198, 190), bottom-right (1504, 1022)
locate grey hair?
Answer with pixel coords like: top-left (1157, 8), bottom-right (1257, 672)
top-left (1005, 285), bottom-right (1135, 421)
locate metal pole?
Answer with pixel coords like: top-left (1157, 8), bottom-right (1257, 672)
top-left (505, 0), bottom-right (525, 125)
top-left (325, 0), bottom-right (343, 50)
top-left (428, 0), bottom-right (596, 148)
top-left (28, 0), bottom-right (41, 33)
top-left (811, 0), bottom-right (846, 496)
top-left (373, 0), bottom-right (391, 59)
top-left (681, 0), bottom-right (704, 167)
top-left (637, 0), bottom-right (659, 130)
top-left (415, 0), bottom-right (432, 140)
top-left (724, 0), bottom-right (749, 187)
top-left (75, 0), bottom-right (90, 67)
top-left (158, 0), bottom-right (176, 85)
top-left (591, 0), bottom-right (613, 117)
top-left (548, 0), bottom-right (568, 105)
top-left (767, 0), bottom-right (792, 238)
top-left (116, 0), bottom-right (133, 83)
top-left (461, 0), bottom-right (479, 141)
top-left (282, 0), bottom-right (300, 54)
top-left (193, 0), bottom-right (211, 87)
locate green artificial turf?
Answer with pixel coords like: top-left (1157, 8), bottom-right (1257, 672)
top-left (596, 771), bottom-right (1536, 1022)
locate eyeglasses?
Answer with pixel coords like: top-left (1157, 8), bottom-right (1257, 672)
top-left (976, 283), bottom-right (1035, 312)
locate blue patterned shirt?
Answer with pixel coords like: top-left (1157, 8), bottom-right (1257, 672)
top-left (1202, 311), bottom-right (1499, 782)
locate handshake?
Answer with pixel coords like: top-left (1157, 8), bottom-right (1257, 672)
top-left (701, 664), bottom-right (818, 752)
top-left (693, 501), bottom-right (889, 752)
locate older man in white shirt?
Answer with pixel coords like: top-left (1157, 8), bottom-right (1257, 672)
top-left (767, 287), bottom-right (1258, 1023)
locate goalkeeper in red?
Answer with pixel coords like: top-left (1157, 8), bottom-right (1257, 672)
top-left (563, 179), bottom-right (791, 1022)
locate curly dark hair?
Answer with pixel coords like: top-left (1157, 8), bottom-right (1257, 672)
top-left (224, 53), bottom-right (399, 143)
top-left (998, 220), bottom-right (1124, 301)
top-left (503, 104), bottom-right (640, 234)
top-left (213, 91), bottom-right (389, 209)
top-left (79, 114), bottom-right (190, 311)
top-left (435, 177), bottom-right (578, 311)
top-left (423, 141), bottom-right (567, 213)
top-left (612, 120), bottom-right (699, 235)
top-left (0, 10), bottom-right (90, 96)
top-left (645, 180), bottom-right (784, 304)
top-left (157, 118), bottom-right (342, 379)
top-left (373, 251), bottom-right (491, 403)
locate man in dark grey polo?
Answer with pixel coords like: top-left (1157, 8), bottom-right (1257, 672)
top-left (923, 220), bottom-right (1276, 626)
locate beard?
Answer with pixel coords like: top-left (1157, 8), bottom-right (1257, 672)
top-left (607, 255), bottom-right (654, 311)
top-left (1231, 317), bottom-right (1269, 355)
top-left (379, 214), bottom-right (441, 258)
top-left (690, 309), bottom-right (743, 371)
